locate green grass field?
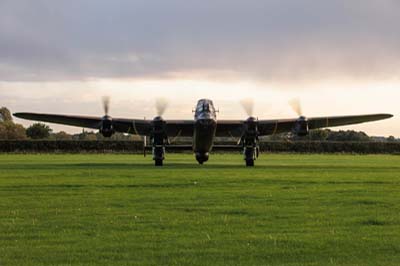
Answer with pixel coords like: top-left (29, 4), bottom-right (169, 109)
top-left (0, 154), bottom-right (399, 266)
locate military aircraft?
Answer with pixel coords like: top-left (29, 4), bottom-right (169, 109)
top-left (14, 98), bottom-right (393, 166)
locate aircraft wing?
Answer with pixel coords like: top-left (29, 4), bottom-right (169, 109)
top-left (216, 114), bottom-right (393, 137)
top-left (14, 112), bottom-right (392, 138)
top-left (13, 113), bottom-right (194, 137)
top-left (14, 113), bottom-right (104, 129)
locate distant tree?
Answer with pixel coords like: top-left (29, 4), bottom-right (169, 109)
top-left (0, 107), bottom-right (13, 122)
top-left (0, 123), bottom-right (6, 139)
top-left (265, 133), bottom-right (290, 141)
top-left (387, 136), bottom-right (397, 142)
top-left (327, 130), bottom-right (370, 141)
top-left (73, 131), bottom-right (98, 140)
top-left (26, 123), bottom-right (52, 139)
top-left (265, 129), bottom-right (372, 142)
top-left (308, 129), bottom-right (330, 141)
top-left (0, 121), bottom-right (27, 140)
top-left (0, 107), bottom-right (27, 140)
top-left (53, 131), bottom-right (73, 140)
top-left (84, 133), bottom-right (98, 141)
top-left (71, 130), bottom-right (141, 141)
top-left (109, 132), bottom-right (141, 141)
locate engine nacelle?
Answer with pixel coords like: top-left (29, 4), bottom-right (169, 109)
top-left (151, 116), bottom-right (168, 145)
top-left (100, 115), bottom-right (115, 138)
top-left (150, 116), bottom-right (168, 165)
top-left (293, 116), bottom-right (309, 136)
top-left (243, 116), bottom-right (258, 139)
top-left (241, 116), bottom-right (260, 165)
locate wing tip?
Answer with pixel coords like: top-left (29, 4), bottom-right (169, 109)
top-left (13, 112), bottom-right (23, 118)
top-left (13, 112), bottom-right (38, 120)
top-left (381, 113), bottom-right (394, 119)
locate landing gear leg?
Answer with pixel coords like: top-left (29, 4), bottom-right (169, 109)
top-left (242, 117), bottom-right (260, 167)
top-left (243, 139), bottom-right (259, 167)
top-left (152, 146), bottom-right (165, 167)
top-left (150, 117), bottom-right (168, 167)
top-left (246, 158), bottom-right (254, 167)
top-left (155, 158), bottom-right (163, 166)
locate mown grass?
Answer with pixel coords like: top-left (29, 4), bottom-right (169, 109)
top-left (0, 154), bottom-right (399, 266)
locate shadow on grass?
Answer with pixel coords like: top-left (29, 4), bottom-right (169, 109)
top-left (2, 162), bottom-right (400, 171)
top-left (353, 200), bottom-right (382, 205)
top-left (360, 219), bottom-right (389, 226)
top-left (0, 183), bottom-right (197, 190)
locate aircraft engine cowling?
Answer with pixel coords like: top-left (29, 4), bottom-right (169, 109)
top-left (241, 116), bottom-right (260, 164)
top-left (243, 116), bottom-right (258, 138)
top-left (151, 116), bottom-right (168, 145)
top-left (241, 116), bottom-right (259, 146)
top-left (293, 116), bottom-right (309, 136)
top-left (100, 115), bottom-right (115, 138)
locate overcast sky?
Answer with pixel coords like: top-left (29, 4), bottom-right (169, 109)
top-left (0, 0), bottom-right (398, 136)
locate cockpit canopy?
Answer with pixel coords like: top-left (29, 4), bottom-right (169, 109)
top-left (196, 99), bottom-right (215, 113)
top-left (195, 99), bottom-right (216, 119)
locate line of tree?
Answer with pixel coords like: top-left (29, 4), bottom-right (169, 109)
top-left (265, 129), bottom-right (396, 142)
top-left (1, 140), bottom-right (399, 154)
top-left (0, 107), bottom-right (27, 140)
top-left (1, 106), bottom-right (399, 142)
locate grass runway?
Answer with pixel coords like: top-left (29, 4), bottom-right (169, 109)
top-left (0, 154), bottom-right (399, 266)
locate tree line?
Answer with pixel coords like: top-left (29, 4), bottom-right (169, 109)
top-left (1, 140), bottom-right (399, 154)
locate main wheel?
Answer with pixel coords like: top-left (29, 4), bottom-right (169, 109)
top-left (246, 159), bottom-right (254, 167)
top-left (195, 153), bottom-right (209, 165)
top-left (155, 159), bottom-right (163, 166)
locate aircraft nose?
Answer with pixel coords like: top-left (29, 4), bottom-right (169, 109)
top-left (199, 118), bottom-right (211, 125)
top-left (197, 111), bottom-right (215, 119)
top-left (198, 118), bottom-right (215, 126)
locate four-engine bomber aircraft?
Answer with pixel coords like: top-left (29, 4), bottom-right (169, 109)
top-left (14, 98), bottom-right (393, 166)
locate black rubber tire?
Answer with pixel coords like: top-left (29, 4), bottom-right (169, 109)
top-left (195, 153), bottom-right (209, 165)
top-left (155, 159), bottom-right (163, 166)
top-left (246, 159), bottom-right (254, 167)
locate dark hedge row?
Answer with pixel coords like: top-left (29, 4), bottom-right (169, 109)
top-left (0, 140), bottom-right (144, 154)
top-left (259, 141), bottom-right (400, 154)
top-left (0, 140), bottom-right (399, 154)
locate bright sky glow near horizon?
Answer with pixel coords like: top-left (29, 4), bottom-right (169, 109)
top-left (0, 0), bottom-right (399, 136)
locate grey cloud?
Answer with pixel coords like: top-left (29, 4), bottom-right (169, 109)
top-left (1, 0), bottom-right (400, 82)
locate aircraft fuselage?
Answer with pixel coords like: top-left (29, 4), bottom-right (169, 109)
top-left (193, 99), bottom-right (217, 164)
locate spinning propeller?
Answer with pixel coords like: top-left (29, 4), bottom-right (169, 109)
top-left (240, 98), bottom-right (258, 124)
top-left (151, 98), bottom-right (169, 146)
top-left (240, 98), bottom-right (255, 118)
top-left (100, 96), bottom-right (115, 137)
top-left (102, 96), bottom-right (111, 116)
top-left (289, 97), bottom-right (303, 117)
top-left (289, 98), bottom-right (309, 136)
top-left (239, 98), bottom-right (259, 147)
top-left (240, 98), bottom-right (258, 132)
top-left (155, 97), bottom-right (169, 117)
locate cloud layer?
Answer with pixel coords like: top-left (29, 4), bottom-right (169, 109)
top-left (1, 0), bottom-right (400, 82)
